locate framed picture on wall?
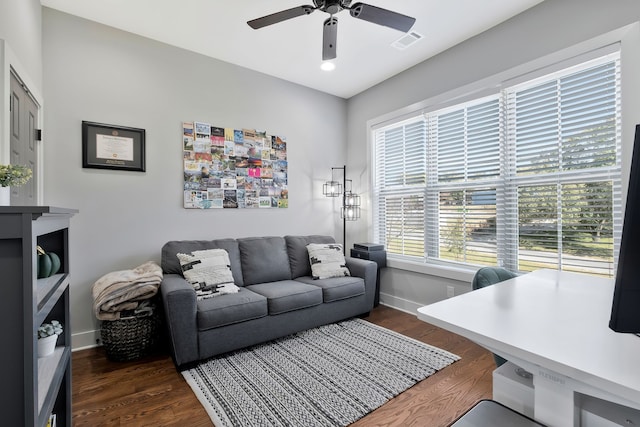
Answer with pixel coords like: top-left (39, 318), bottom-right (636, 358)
top-left (182, 121), bottom-right (288, 209)
top-left (82, 121), bottom-right (146, 172)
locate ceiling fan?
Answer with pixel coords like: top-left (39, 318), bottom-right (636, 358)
top-left (247, 1), bottom-right (416, 61)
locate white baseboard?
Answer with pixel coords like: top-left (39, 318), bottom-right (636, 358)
top-left (71, 329), bottom-right (100, 351)
top-left (378, 292), bottom-right (423, 317)
top-left (72, 297), bottom-right (425, 351)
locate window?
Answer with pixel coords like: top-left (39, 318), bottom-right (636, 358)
top-left (374, 118), bottom-right (426, 258)
top-left (373, 51), bottom-right (621, 277)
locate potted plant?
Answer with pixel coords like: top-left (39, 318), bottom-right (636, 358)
top-left (37, 320), bottom-right (63, 358)
top-left (0, 164), bottom-right (32, 205)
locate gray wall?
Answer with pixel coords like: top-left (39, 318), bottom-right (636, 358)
top-left (347, 0), bottom-right (640, 313)
top-left (0, 0), bottom-right (42, 89)
top-left (42, 8), bottom-right (348, 347)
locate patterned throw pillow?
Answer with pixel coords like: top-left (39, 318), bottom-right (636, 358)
top-left (176, 249), bottom-right (239, 300)
top-left (306, 243), bottom-right (351, 279)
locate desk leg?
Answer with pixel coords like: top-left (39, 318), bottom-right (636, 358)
top-left (533, 368), bottom-right (578, 427)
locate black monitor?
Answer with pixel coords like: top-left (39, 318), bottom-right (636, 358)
top-left (610, 124), bottom-right (640, 333)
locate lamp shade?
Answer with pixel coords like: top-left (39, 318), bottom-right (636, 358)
top-left (342, 190), bottom-right (360, 220)
top-left (341, 205), bottom-right (361, 221)
top-left (344, 191), bottom-right (360, 208)
top-left (323, 180), bottom-right (342, 197)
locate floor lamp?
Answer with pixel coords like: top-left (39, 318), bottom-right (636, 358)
top-left (323, 165), bottom-right (360, 253)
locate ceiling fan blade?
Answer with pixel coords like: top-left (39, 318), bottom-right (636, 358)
top-left (248, 5), bottom-right (316, 29)
top-left (322, 17), bottom-right (338, 60)
top-left (349, 2), bottom-right (415, 32)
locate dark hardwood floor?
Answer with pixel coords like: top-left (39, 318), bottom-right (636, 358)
top-left (72, 305), bottom-right (494, 426)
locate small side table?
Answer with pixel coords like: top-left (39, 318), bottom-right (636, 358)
top-left (350, 244), bottom-right (386, 307)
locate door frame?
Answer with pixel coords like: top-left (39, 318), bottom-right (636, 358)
top-left (0, 39), bottom-right (44, 205)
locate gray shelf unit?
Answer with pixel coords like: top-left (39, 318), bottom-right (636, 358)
top-left (0, 206), bottom-right (77, 427)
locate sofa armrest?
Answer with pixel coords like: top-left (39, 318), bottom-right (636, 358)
top-left (345, 256), bottom-right (377, 310)
top-left (160, 274), bottom-right (199, 368)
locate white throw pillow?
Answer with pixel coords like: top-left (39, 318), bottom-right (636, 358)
top-left (306, 243), bottom-right (351, 279)
top-left (176, 248), bottom-right (239, 300)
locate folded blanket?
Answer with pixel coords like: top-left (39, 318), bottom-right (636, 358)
top-left (92, 261), bottom-right (163, 321)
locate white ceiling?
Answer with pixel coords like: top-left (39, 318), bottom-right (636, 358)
top-left (40, 0), bottom-right (544, 99)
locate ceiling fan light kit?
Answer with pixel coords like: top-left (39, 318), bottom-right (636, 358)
top-left (322, 16), bottom-right (338, 60)
top-left (247, 1), bottom-right (416, 60)
top-left (321, 61), bottom-right (336, 71)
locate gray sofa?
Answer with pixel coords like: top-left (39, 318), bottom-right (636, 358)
top-left (159, 235), bottom-right (378, 369)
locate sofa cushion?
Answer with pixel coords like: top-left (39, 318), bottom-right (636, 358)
top-left (306, 243), bottom-right (351, 279)
top-left (285, 235), bottom-right (336, 278)
top-left (238, 236), bottom-right (291, 285)
top-left (162, 239), bottom-right (244, 286)
top-left (246, 280), bottom-right (323, 314)
top-left (197, 288), bottom-right (267, 331)
top-left (177, 249), bottom-right (239, 301)
top-left (295, 276), bottom-right (365, 303)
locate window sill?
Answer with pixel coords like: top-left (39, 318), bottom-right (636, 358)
top-left (386, 258), bottom-right (478, 283)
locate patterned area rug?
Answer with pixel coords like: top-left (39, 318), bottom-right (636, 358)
top-left (182, 319), bottom-right (460, 427)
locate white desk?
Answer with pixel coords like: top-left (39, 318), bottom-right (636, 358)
top-left (417, 269), bottom-right (640, 427)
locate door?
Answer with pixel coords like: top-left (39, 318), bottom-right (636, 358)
top-left (9, 71), bottom-right (38, 205)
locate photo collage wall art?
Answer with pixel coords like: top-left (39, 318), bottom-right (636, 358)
top-left (183, 121), bottom-right (288, 209)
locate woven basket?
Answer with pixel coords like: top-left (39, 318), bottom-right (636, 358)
top-left (100, 311), bottom-right (161, 362)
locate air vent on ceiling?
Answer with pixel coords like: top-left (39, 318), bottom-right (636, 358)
top-left (391, 31), bottom-right (423, 50)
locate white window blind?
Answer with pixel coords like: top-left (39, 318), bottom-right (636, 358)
top-left (383, 194), bottom-right (425, 257)
top-left (428, 96), bottom-right (502, 265)
top-left (438, 189), bottom-right (498, 266)
top-left (506, 58), bottom-right (620, 276)
top-left (436, 98), bottom-right (502, 183)
top-left (372, 50), bottom-right (621, 277)
top-left (373, 118), bottom-right (426, 258)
